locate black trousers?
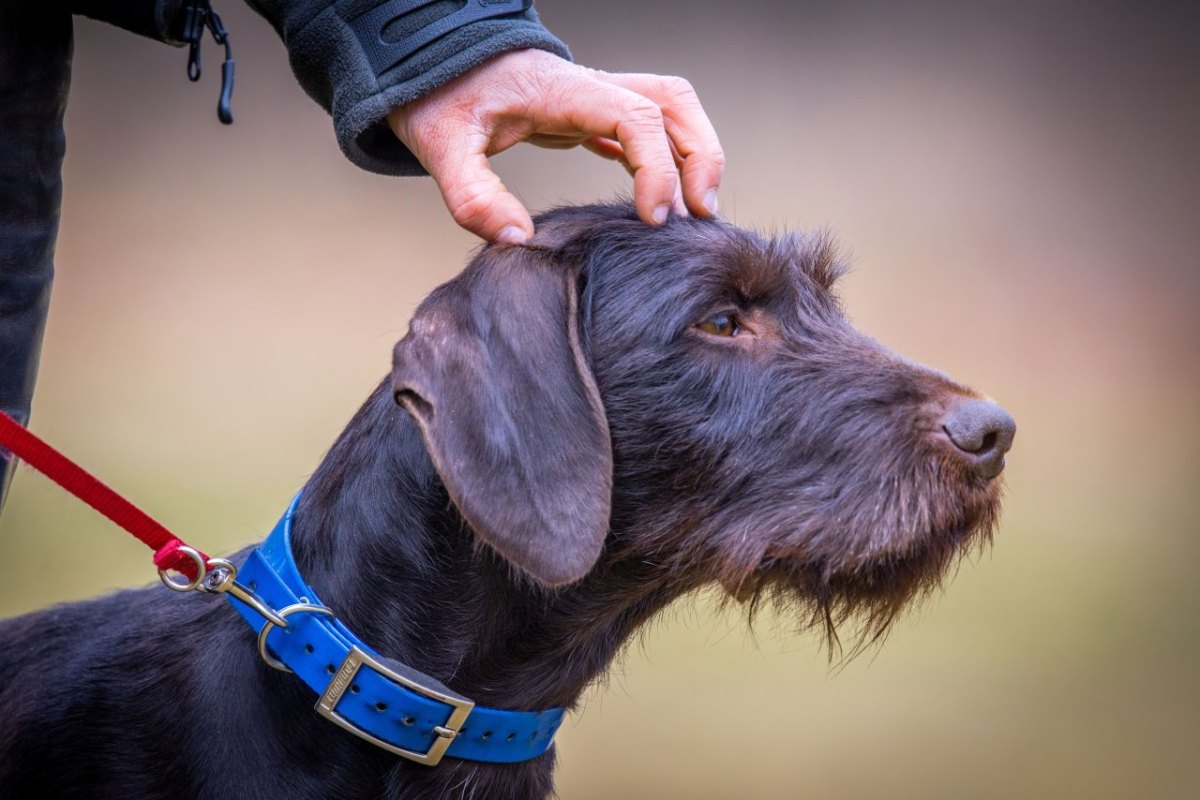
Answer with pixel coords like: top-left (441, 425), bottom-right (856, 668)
top-left (0, 6), bottom-right (71, 510)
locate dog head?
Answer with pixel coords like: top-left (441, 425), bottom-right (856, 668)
top-left (393, 203), bottom-right (1011, 646)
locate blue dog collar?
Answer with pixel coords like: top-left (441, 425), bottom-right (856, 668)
top-left (226, 495), bottom-right (566, 766)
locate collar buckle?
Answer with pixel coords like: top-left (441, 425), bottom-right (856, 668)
top-left (316, 645), bottom-right (475, 766)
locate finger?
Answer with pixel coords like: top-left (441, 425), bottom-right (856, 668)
top-left (597, 73), bottom-right (725, 217)
top-left (583, 139), bottom-right (682, 197)
top-left (583, 138), bottom-right (637, 182)
top-left (666, 135), bottom-right (685, 169)
top-left (665, 137), bottom-right (689, 215)
top-left (422, 139), bottom-right (534, 243)
top-left (548, 80), bottom-right (679, 224)
top-left (582, 136), bottom-right (625, 162)
top-left (525, 132), bottom-right (591, 151)
top-left (583, 135), bottom-right (682, 169)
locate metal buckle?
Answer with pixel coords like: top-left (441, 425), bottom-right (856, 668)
top-left (315, 646), bottom-right (475, 766)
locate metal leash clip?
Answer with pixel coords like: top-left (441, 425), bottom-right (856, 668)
top-left (157, 547), bottom-right (287, 628)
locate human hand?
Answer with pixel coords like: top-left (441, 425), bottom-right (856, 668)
top-left (386, 49), bottom-right (725, 243)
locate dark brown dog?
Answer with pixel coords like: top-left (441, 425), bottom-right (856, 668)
top-left (0, 203), bottom-right (1013, 799)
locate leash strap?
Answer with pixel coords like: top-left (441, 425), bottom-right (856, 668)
top-left (0, 411), bottom-right (206, 578)
top-left (228, 496), bottom-right (567, 765)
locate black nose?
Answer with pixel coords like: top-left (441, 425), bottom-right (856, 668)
top-left (941, 398), bottom-right (1016, 479)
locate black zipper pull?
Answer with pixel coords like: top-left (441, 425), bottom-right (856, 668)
top-left (183, 2), bottom-right (207, 81)
top-left (181, 1), bottom-right (235, 125)
top-left (206, 9), bottom-right (235, 124)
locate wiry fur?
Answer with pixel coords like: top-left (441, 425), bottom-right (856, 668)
top-left (0, 203), bottom-right (1007, 799)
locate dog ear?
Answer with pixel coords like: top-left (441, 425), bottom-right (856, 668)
top-left (392, 244), bottom-right (611, 587)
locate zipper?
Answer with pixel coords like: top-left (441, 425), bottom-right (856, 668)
top-left (181, 1), bottom-right (236, 125)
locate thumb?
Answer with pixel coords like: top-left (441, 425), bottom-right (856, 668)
top-left (424, 146), bottom-right (534, 243)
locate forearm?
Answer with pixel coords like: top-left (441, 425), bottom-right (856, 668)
top-left (244, 0), bottom-right (570, 175)
top-left (58, 1), bottom-right (573, 175)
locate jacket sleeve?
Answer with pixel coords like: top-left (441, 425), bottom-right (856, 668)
top-left (70, 1), bottom-right (571, 176)
top-left (68, 0), bottom-right (187, 43)
top-left (245, 0), bottom-right (571, 176)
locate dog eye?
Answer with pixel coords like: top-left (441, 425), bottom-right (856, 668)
top-left (697, 313), bottom-right (741, 337)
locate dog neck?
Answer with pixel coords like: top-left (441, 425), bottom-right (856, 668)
top-left (287, 382), bottom-right (680, 713)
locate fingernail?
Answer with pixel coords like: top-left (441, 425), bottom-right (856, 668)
top-left (496, 225), bottom-right (528, 244)
top-left (652, 204), bottom-right (670, 225)
top-left (703, 189), bottom-right (719, 215)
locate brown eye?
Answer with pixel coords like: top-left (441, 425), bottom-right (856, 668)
top-left (698, 313), bottom-right (740, 337)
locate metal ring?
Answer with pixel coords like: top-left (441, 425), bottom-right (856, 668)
top-left (157, 546), bottom-right (207, 592)
top-left (257, 603), bottom-right (334, 673)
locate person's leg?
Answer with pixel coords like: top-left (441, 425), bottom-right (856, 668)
top-left (0, 6), bottom-right (72, 512)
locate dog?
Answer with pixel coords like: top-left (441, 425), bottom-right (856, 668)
top-left (0, 202), bottom-right (1013, 799)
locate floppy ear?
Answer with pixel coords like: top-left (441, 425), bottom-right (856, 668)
top-left (392, 244), bottom-right (611, 587)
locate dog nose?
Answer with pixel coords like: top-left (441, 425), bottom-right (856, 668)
top-left (940, 398), bottom-right (1016, 479)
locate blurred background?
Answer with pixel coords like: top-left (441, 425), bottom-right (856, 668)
top-left (2, 0), bottom-right (1197, 796)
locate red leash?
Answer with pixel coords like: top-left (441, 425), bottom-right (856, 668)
top-left (0, 411), bottom-right (207, 579)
